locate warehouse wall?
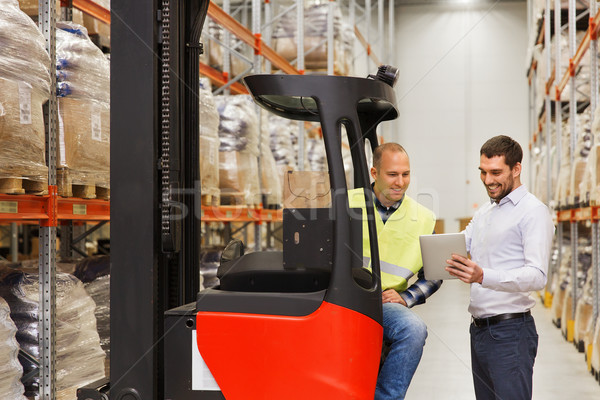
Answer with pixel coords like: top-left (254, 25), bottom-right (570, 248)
top-left (386, 1), bottom-right (529, 232)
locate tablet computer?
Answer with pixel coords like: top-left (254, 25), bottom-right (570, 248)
top-left (419, 233), bottom-right (467, 280)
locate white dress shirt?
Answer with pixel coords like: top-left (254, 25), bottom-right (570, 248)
top-left (464, 185), bottom-right (555, 318)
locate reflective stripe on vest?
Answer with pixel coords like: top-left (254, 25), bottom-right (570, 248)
top-left (363, 256), bottom-right (415, 280)
top-left (349, 188), bottom-right (435, 292)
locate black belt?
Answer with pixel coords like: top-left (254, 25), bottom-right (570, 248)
top-left (472, 311), bottom-right (531, 328)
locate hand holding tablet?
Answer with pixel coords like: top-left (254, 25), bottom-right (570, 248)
top-left (419, 233), bottom-right (468, 280)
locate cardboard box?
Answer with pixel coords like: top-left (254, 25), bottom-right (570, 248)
top-left (0, 77), bottom-right (48, 182)
top-left (283, 170), bottom-right (331, 209)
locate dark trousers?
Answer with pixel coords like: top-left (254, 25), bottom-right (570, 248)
top-left (470, 314), bottom-right (538, 400)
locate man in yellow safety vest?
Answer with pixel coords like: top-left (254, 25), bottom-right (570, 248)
top-left (348, 142), bottom-right (442, 400)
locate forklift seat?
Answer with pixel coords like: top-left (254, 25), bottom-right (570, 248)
top-left (218, 248), bottom-right (372, 293)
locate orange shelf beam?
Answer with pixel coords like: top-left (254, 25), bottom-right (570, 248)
top-left (0, 193), bottom-right (110, 224)
top-left (201, 205), bottom-right (282, 223)
top-left (71, 0), bottom-right (110, 25)
top-left (207, 1), bottom-right (298, 75)
top-left (200, 62), bottom-right (249, 94)
top-left (0, 194), bottom-right (49, 222)
top-left (57, 197), bottom-right (110, 221)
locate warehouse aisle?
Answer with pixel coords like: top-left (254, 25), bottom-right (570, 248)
top-left (407, 280), bottom-right (600, 399)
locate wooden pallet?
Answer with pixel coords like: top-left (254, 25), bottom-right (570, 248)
top-left (201, 194), bottom-right (220, 207)
top-left (57, 169), bottom-right (110, 200)
top-left (0, 178), bottom-right (47, 195)
top-left (220, 192), bottom-right (260, 207)
top-left (71, 184), bottom-right (111, 200)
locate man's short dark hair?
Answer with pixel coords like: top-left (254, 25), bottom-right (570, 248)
top-left (480, 135), bottom-right (523, 169)
top-left (372, 143), bottom-right (408, 170)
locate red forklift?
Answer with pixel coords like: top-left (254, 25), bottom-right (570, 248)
top-left (77, 1), bottom-right (398, 398)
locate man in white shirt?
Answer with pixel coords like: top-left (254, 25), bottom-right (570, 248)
top-left (445, 135), bottom-right (554, 400)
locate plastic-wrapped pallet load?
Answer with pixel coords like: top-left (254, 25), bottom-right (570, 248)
top-left (0, 0), bottom-right (51, 194)
top-left (306, 127), bottom-right (354, 188)
top-left (580, 103), bottom-right (600, 205)
top-left (200, 247), bottom-right (223, 289)
top-left (592, 319), bottom-right (600, 377)
top-left (214, 95), bottom-right (261, 206)
top-left (551, 242), bottom-right (571, 327)
top-left (56, 21), bottom-right (110, 199)
top-left (554, 118), bottom-right (572, 207)
top-left (573, 274), bottom-right (594, 353)
top-left (272, 0), bottom-right (351, 75)
top-left (559, 235), bottom-right (591, 340)
top-left (568, 108), bottom-right (592, 205)
top-left (532, 145), bottom-right (548, 204)
top-left (0, 296), bottom-right (26, 400)
top-left (268, 114), bottom-right (298, 169)
top-left (0, 264), bottom-right (105, 399)
top-left (259, 114), bottom-right (282, 207)
top-left (72, 255), bottom-right (110, 377)
top-left (199, 77), bottom-right (220, 205)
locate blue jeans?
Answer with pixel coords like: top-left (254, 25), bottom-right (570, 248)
top-left (375, 303), bottom-right (428, 400)
top-left (470, 314), bottom-right (538, 400)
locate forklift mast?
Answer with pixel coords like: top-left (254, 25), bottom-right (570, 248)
top-left (100, 0), bottom-right (210, 399)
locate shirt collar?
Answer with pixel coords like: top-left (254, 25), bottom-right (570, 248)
top-left (493, 184), bottom-right (527, 206)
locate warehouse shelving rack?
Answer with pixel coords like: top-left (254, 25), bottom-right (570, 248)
top-left (528, 0), bottom-right (600, 377)
top-left (198, 0), bottom-right (394, 250)
top-left (0, 0), bottom-right (114, 398)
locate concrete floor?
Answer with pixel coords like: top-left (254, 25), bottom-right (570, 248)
top-left (407, 280), bottom-right (600, 399)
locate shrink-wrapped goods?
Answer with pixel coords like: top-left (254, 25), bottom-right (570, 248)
top-left (554, 119), bottom-right (572, 207)
top-left (559, 235), bottom-right (591, 340)
top-left (307, 136), bottom-right (327, 172)
top-left (200, 247), bottom-right (223, 289)
top-left (0, 264), bottom-right (106, 398)
top-left (0, 0), bottom-right (50, 192)
top-left (269, 114), bottom-right (299, 169)
top-left (259, 114), bottom-right (282, 207)
top-left (551, 243), bottom-right (571, 326)
top-left (568, 108), bottom-right (592, 205)
top-left (214, 95), bottom-right (261, 206)
top-left (580, 103), bottom-right (600, 204)
top-left (0, 296), bottom-right (26, 400)
top-left (260, 139), bottom-right (282, 206)
top-left (592, 318), bottom-right (600, 376)
top-left (199, 78), bottom-right (220, 204)
top-left (56, 22), bottom-right (110, 198)
top-left (72, 256), bottom-right (110, 376)
top-left (272, 0), bottom-right (351, 75)
top-left (574, 274), bottom-right (594, 352)
top-left (306, 128), bottom-right (354, 188)
top-left (532, 145), bottom-right (548, 204)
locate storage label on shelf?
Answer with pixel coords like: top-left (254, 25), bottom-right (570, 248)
top-left (0, 201), bottom-right (18, 214)
top-left (73, 204), bottom-right (87, 215)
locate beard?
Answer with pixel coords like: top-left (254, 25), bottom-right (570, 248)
top-left (487, 176), bottom-right (514, 203)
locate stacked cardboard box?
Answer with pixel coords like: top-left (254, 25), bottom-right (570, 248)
top-left (0, 0), bottom-right (51, 193)
top-left (56, 21), bottom-right (110, 199)
top-left (199, 78), bottom-right (220, 205)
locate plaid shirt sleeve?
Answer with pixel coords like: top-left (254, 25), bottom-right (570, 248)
top-left (399, 268), bottom-right (443, 308)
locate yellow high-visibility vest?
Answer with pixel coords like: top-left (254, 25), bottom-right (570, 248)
top-left (348, 188), bottom-right (436, 292)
